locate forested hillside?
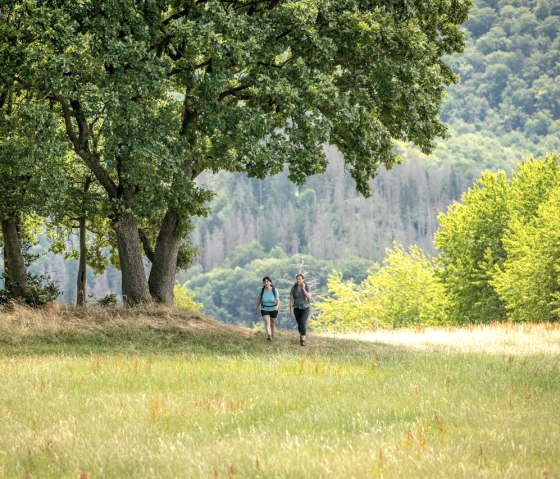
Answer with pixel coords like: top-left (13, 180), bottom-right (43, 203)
top-left (444, 0), bottom-right (559, 140)
top-left (190, 152), bottom-right (471, 270)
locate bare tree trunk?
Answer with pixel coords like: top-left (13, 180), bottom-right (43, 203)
top-left (1, 214), bottom-right (29, 301)
top-left (149, 207), bottom-right (180, 305)
top-left (76, 216), bottom-right (87, 306)
top-left (3, 243), bottom-right (11, 292)
top-left (112, 212), bottom-right (151, 306)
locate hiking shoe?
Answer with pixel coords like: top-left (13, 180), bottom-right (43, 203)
top-left (300, 339), bottom-right (306, 347)
top-left (267, 335), bottom-right (272, 341)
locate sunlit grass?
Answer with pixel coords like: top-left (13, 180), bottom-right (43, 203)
top-left (1, 306), bottom-right (559, 478)
top-left (331, 322), bottom-right (560, 355)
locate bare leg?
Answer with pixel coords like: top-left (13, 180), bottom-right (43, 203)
top-left (263, 315), bottom-right (272, 339)
top-left (270, 316), bottom-right (276, 338)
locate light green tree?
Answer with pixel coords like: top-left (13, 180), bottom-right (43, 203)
top-left (508, 154), bottom-right (560, 221)
top-left (312, 272), bottom-right (373, 331)
top-left (313, 243), bottom-right (448, 331)
top-left (492, 187), bottom-right (560, 322)
top-left (435, 171), bottom-right (510, 323)
top-left (174, 284), bottom-right (203, 311)
top-left (436, 154), bottom-right (560, 323)
top-left (367, 244), bottom-right (448, 328)
top-left (492, 154), bottom-right (560, 322)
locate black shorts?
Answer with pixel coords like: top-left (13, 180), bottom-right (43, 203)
top-left (261, 309), bottom-right (278, 318)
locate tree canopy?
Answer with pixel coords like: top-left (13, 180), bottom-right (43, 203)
top-left (0, 0), bottom-right (471, 305)
top-left (177, 0), bottom-right (560, 280)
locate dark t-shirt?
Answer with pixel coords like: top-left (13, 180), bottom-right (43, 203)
top-left (291, 284), bottom-right (310, 309)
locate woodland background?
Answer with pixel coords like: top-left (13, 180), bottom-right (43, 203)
top-left (7, 0), bottom-right (560, 326)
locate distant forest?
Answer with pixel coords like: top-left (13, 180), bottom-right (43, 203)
top-left (22, 0), bottom-right (560, 315)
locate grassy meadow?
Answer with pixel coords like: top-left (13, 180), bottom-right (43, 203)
top-left (0, 306), bottom-right (559, 478)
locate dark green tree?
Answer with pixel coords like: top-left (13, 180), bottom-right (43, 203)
top-left (0, 4), bottom-right (67, 304)
top-left (9, 0), bottom-right (471, 305)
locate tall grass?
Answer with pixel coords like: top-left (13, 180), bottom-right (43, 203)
top-left (1, 306), bottom-right (558, 478)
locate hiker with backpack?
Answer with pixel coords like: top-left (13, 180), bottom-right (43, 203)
top-left (256, 276), bottom-right (280, 341)
top-left (290, 274), bottom-right (312, 346)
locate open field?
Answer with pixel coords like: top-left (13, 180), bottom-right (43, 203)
top-left (331, 322), bottom-right (560, 356)
top-left (1, 306), bottom-right (559, 478)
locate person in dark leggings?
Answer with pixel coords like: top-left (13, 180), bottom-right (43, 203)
top-left (289, 274), bottom-right (312, 346)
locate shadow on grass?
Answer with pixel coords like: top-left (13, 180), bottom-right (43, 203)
top-left (1, 328), bottom-right (408, 360)
top-left (0, 304), bottom-right (415, 363)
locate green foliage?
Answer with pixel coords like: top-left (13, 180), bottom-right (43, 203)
top-left (0, 272), bottom-right (60, 308)
top-left (435, 170), bottom-right (510, 323)
top-left (368, 244), bottom-right (449, 328)
top-left (312, 273), bottom-right (374, 331)
top-left (6, 0), bottom-right (471, 211)
top-left (173, 284), bottom-right (203, 312)
top-left (21, 272), bottom-right (61, 308)
top-left (229, 241), bottom-right (267, 269)
top-left (508, 154), bottom-right (560, 220)
top-left (443, 0), bottom-right (560, 141)
top-left (0, 3), bottom-right (70, 221)
top-left (313, 244), bottom-right (449, 331)
top-left (96, 292), bottom-right (118, 307)
top-left (0, 246), bottom-right (60, 307)
top-left (492, 157), bottom-right (560, 321)
top-left (436, 153), bottom-right (560, 323)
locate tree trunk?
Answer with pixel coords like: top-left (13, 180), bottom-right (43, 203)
top-left (149, 207), bottom-right (180, 305)
top-left (112, 212), bottom-right (151, 306)
top-left (1, 215), bottom-right (29, 301)
top-left (3, 243), bottom-right (11, 292)
top-left (76, 216), bottom-right (87, 306)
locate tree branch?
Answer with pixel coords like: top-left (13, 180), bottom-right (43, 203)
top-left (56, 95), bottom-right (119, 198)
top-left (218, 84), bottom-right (252, 101)
top-left (138, 228), bottom-right (155, 263)
top-left (230, 0), bottom-right (281, 15)
top-left (180, 91), bottom-right (198, 135)
top-left (162, 0), bottom-right (209, 25)
top-left (162, 9), bottom-right (189, 26)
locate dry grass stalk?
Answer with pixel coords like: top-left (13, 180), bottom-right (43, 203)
top-left (0, 303), bottom-right (254, 343)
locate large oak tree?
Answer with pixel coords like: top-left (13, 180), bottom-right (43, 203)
top-left (6, 0), bottom-right (471, 305)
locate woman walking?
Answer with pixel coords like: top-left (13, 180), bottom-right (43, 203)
top-left (256, 276), bottom-right (280, 341)
top-left (290, 274), bottom-right (312, 346)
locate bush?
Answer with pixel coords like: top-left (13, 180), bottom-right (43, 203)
top-left (313, 244), bottom-right (449, 331)
top-left (97, 292), bottom-right (118, 307)
top-left (0, 272), bottom-right (60, 308)
top-left (174, 284), bottom-right (203, 311)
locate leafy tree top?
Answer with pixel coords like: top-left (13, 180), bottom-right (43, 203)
top-left (11, 0), bottom-right (470, 203)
